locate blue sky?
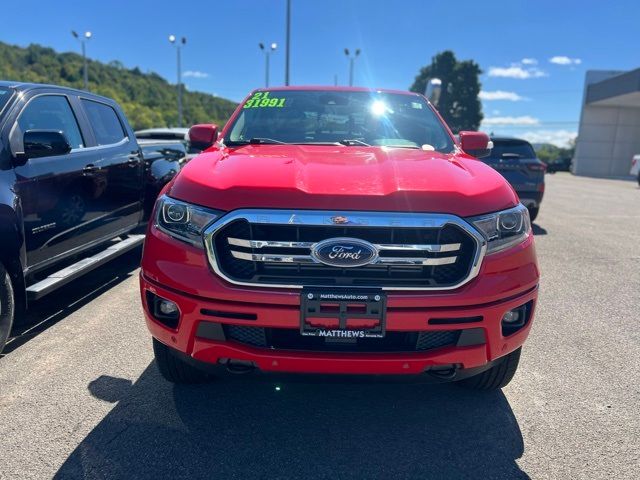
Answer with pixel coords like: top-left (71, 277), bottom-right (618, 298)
top-left (2, 0), bottom-right (639, 146)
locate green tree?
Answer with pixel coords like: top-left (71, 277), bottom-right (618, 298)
top-left (410, 51), bottom-right (483, 132)
top-left (0, 41), bottom-right (237, 130)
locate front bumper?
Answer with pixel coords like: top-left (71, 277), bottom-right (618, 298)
top-left (140, 225), bottom-right (539, 377)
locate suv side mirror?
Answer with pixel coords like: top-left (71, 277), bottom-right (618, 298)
top-left (188, 124), bottom-right (218, 151)
top-left (459, 131), bottom-right (493, 158)
top-left (20, 130), bottom-right (72, 161)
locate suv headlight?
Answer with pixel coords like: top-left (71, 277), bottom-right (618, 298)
top-left (468, 204), bottom-right (531, 254)
top-left (155, 195), bottom-right (222, 247)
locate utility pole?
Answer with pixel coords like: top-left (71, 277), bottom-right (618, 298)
top-left (285, 0), bottom-right (291, 85)
top-left (71, 30), bottom-right (92, 91)
top-left (344, 48), bottom-right (361, 87)
top-left (169, 35), bottom-right (186, 128)
top-left (259, 42), bottom-right (278, 87)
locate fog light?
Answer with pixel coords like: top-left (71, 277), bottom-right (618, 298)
top-left (159, 299), bottom-right (179, 316)
top-left (502, 310), bottom-right (521, 324)
top-left (501, 303), bottom-right (530, 336)
top-left (146, 291), bottom-right (181, 329)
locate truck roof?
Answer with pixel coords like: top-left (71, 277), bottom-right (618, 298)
top-left (0, 80), bottom-right (116, 104)
top-left (251, 85), bottom-right (423, 97)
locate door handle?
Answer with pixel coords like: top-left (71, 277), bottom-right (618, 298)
top-left (83, 164), bottom-right (99, 174)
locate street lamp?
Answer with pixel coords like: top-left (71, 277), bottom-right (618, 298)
top-left (259, 42), bottom-right (277, 87)
top-left (344, 48), bottom-right (361, 87)
top-left (71, 30), bottom-right (92, 91)
top-left (169, 35), bottom-right (187, 128)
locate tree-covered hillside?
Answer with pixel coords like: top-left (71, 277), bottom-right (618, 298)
top-left (0, 41), bottom-right (237, 130)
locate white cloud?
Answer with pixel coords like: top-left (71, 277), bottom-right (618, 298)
top-left (479, 90), bottom-right (528, 101)
top-left (520, 129), bottom-right (577, 148)
top-left (549, 56), bottom-right (582, 66)
top-left (488, 64), bottom-right (547, 79)
top-left (521, 58), bottom-right (538, 65)
top-left (183, 70), bottom-right (209, 78)
top-left (482, 116), bottom-right (540, 126)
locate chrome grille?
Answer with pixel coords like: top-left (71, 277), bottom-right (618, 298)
top-left (204, 210), bottom-right (486, 291)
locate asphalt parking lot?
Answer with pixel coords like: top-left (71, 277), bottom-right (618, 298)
top-left (0, 173), bottom-right (638, 480)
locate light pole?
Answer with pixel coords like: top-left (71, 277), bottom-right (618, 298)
top-left (285, 0), bottom-right (291, 85)
top-left (169, 35), bottom-right (186, 128)
top-left (71, 30), bottom-right (92, 91)
top-left (259, 42), bottom-right (277, 87)
top-left (344, 48), bottom-right (360, 87)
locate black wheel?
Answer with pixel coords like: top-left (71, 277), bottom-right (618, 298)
top-left (0, 264), bottom-right (15, 354)
top-left (152, 338), bottom-right (211, 384)
top-left (528, 206), bottom-right (539, 222)
top-left (637, 172), bottom-right (640, 187)
top-left (459, 347), bottom-right (521, 391)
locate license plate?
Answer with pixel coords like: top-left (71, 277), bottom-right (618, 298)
top-left (300, 289), bottom-right (386, 338)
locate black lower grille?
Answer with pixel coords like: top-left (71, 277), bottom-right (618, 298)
top-left (212, 220), bottom-right (478, 288)
top-left (224, 325), bottom-right (461, 353)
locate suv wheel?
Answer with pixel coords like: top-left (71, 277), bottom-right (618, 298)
top-left (152, 338), bottom-right (211, 384)
top-left (527, 206), bottom-right (539, 222)
top-left (459, 347), bottom-right (521, 391)
top-left (0, 264), bottom-right (15, 354)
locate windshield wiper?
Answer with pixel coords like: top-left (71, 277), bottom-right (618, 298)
top-left (249, 137), bottom-right (289, 145)
top-left (339, 139), bottom-right (371, 147)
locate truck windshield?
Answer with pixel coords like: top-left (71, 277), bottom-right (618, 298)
top-left (0, 87), bottom-right (13, 114)
top-left (225, 90), bottom-right (455, 153)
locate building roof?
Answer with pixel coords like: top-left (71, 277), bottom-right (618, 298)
top-left (586, 68), bottom-right (640, 107)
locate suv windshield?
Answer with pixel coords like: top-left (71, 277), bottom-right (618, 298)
top-left (488, 140), bottom-right (536, 160)
top-left (225, 90), bottom-right (455, 153)
top-left (0, 87), bottom-right (13, 114)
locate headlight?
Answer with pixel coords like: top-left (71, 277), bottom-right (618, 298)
top-left (155, 195), bottom-right (222, 247)
top-left (468, 204), bottom-right (531, 254)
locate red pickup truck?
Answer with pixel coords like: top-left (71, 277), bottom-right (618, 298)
top-left (140, 87), bottom-right (539, 390)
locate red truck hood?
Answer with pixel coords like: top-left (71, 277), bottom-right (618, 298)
top-left (168, 145), bottom-right (518, 217)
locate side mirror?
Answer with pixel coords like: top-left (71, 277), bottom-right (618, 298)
top-left (20, 130), bottom-right (72, 161)
top-left (188, 124), bottom-right (218, 151)
top-left (459, 131), bottom-right (493, 158)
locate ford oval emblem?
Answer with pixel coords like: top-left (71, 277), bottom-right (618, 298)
top-left (311, 238), bottom-right (378, 268)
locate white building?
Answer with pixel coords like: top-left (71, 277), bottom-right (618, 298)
top-left (573, 69), bottom-right (640, 177)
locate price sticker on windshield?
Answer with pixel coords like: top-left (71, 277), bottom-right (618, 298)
top-left (243, 91), bottom-right (286, 109)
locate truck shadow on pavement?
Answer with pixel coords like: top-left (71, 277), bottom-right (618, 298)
top-left (1, 248), bottom-right (142, 357)
top-left (56, 365), bottom-right (529, 479)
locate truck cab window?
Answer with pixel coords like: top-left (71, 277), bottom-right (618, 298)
top-left (81, 99), bottom-right (126, 145)
top-left (18, 95), bottom-right (84, 149)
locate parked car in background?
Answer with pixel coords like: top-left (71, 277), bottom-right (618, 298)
top-left (0, 81), bottom-right (181, 353)
top-left (136, 127), bottom-right (200, 160)
top-left (138, 139), bottom-right (186, 217)
top-left (483, 137), bottom-right (546, 221)
top-left (630, 154), bottom-right (640, 186)
top-left (546, 157), bottom-right (572, 173)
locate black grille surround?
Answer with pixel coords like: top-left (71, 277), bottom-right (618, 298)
top-left (224, 325), bottom-right (462, 353)
top-left (204, 210), bottom-right (486, 291)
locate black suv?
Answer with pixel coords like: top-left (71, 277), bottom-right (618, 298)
top-left (483, 137), bottom-right (546, 221)
top-left (0, 82), bottom-right (182, 353)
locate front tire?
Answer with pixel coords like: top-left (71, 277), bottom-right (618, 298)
top-left (0, 265), bottom-right (15, 354)
top-left (459, 347), bottom-right (521, 391)
top-left (528, 206), bottom-right (539, 222)
top-left (152, 338), bottom-right (211, 384)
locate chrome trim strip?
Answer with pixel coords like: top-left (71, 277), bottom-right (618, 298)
top-left (227, 237), bottom-right (461, 253)
top-left (376, 256), bottom-right (457, 266)
top-left (228, 238), bottom-right (314, 249)
top-left (230, 251), bottom-right (316, 263)
top-left (230, 250), bottom-right (458, 266)
top-left (203, 209), bottom-right (488, 291)
top-left (377, 243), bottom-right (460, 252)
